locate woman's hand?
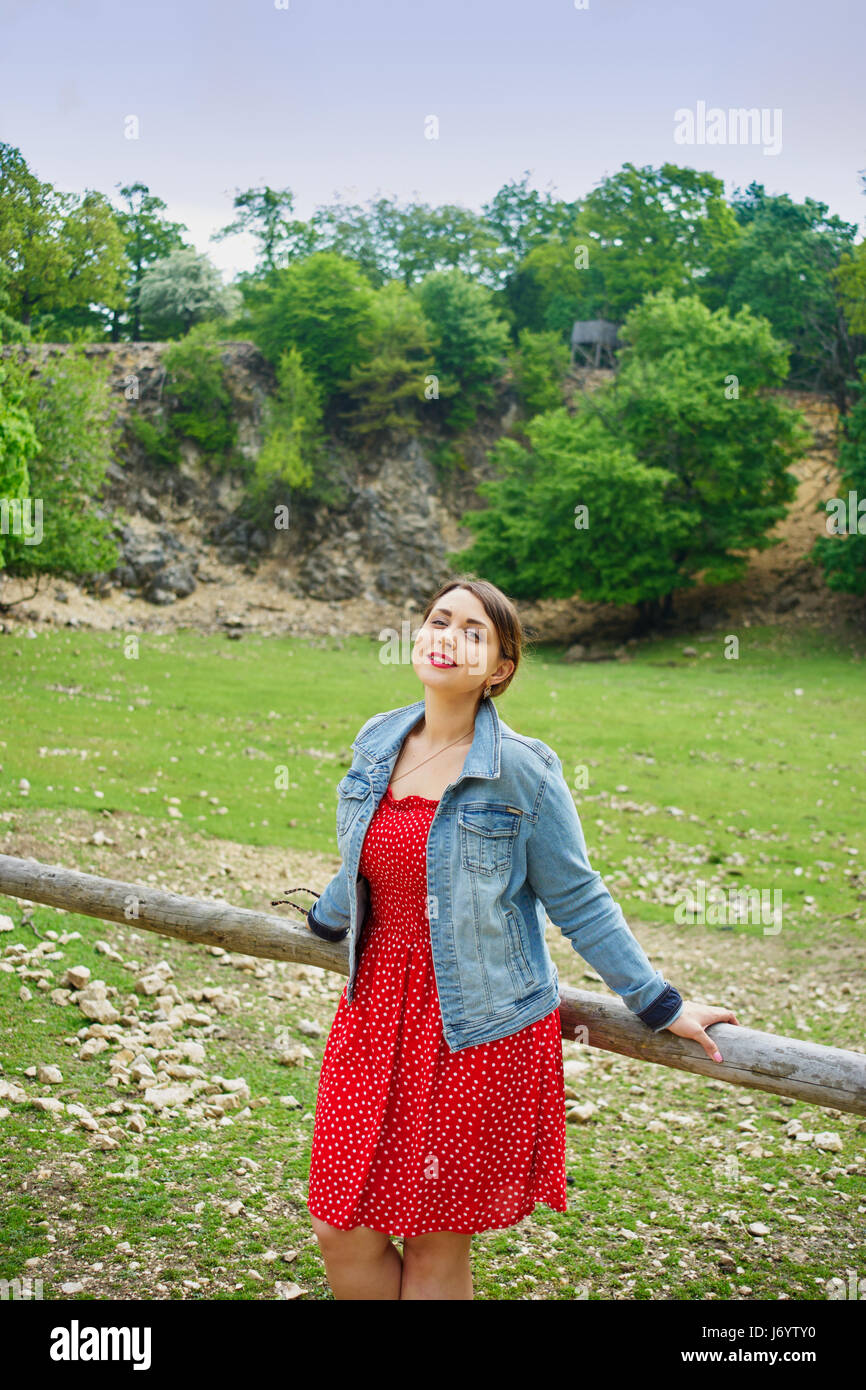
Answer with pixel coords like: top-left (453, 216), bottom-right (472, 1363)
top-left (663, 1001), bottom-right (740, 1063)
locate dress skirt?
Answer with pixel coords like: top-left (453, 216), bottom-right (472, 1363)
top-left (306, 784), bottom-right (567, 1237)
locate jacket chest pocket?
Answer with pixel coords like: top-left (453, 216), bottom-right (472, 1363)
top-left (458, 806), bottom-right (521, 876)
top-left (336, 770), bottom-right (371, 837)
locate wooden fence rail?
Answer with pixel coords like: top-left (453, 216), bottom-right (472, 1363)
top-left (1, 853), bottom-right (864, 1117)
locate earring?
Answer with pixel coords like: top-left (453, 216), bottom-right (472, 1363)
top-left (483, 682), bottom-right (492, 698)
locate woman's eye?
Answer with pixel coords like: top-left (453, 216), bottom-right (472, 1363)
top-left (430, 619), bottom-right (482, 639)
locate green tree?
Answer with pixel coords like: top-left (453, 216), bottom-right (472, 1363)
top-left (482, 171), bottom-right (582, 283)
top-left (503, 232), bottom-right (600, 340)
top-left (834, 239), bottom-right (866, 336)
top-left (510, 328), bottom-right (571, 418)
top-left (160, 322), bottom-right (238, 462)
top-left (580, 162), bottom-right (741, 320)
top-left (2, 345), bottom-right (120, 598)
top-left (252, 345), bottom-right (325, 498)
top-left (0, 340), bottom-right (39, 572)
top-left (453, 290), bottom-right (810, 629)
top-left (212, 184), bottom-right (315, 277)
top-left (447, 411), bottom-right (688, 604)
top-left (725, 182), bottom-right (861, 409)
top-left (810, 355), bottom-right (866, 594)
top-left (110, 182), bottom-right (191, 340)
top-left (337, 280), bottom-right (436, 442)
top-left (0, 143), bottom-right (128, 337)
top-left (252, 251), bottom-right (377, 401)
top-left (414, 269), bottom-right (511, 430)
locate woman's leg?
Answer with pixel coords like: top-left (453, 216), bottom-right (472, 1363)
top-left (310, 1216), bottom-right (403, 1300)
top-left (400, 1231), bottom-right (474, 1300)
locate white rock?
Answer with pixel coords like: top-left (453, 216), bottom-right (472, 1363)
top-left (0, 1080), bottom-right (28, 1103)
top-left (129, 1058), bottom-right (158, 1081)
top-left (813, 1131), bottom-right (843, 1152)
top-left (136, 972), bottom-right (170, 996)
top-left (143, 1084), bottom-right (195, 1109)
top-left (62, 966), bottom-right (91, 990)
top-left (94, 940), bottom-right (123, 960)
top-left (88, 1133), bottom-right (119, 1150)
top-left (275, 1041), bottom-right (313, 1067)
top-left (36, 1064), bottom-right (63, 1084)
top-left (566, 1102), bottom-right (597, 1123)
top-left (748, 1222), bottom-right (771, 1236)
top-left (77, 997), bottom-right (121, 1025)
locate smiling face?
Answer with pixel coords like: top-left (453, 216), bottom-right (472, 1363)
top-left (412, 586), bottom-right (514, 701)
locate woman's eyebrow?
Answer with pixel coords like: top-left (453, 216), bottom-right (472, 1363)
top-left (430, 606), bottom-right (492, 630)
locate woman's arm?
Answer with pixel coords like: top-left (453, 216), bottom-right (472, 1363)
top-left (525, 748), bottom-right (684, 1031)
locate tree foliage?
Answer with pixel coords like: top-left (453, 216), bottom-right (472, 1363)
top-left (138, 249), bottom-right (241, 339)
top-left (0, 341), bottom-right (39, 569)
top-left (110, 182), bottom-right (191, 341)
top-left (252, 344), bottom-right (325, 497)
top-left (252, 251), bottom-right (377, 401)
top-left (2, 345), bottom-right (120, 591)
top-left (510, 328), bottom-right (571, 419)
top-left (452, 291), bottom-right (810, 622)
top-left (414, 269), bottom-right (511, 430)
top-left (0, 143), bottom-right (127, 338)
top-left (337, 280), bottom-right (436, 442)
top-left (810, 356), bottom-right (866, 595)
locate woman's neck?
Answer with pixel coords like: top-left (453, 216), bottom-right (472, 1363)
top-left (415, 688), bottom-right (479, 751)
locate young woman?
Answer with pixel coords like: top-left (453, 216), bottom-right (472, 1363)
top-left (304, 575), bottom-right (739, 1300)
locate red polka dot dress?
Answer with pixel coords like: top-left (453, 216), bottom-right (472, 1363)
top-left (306, 784), bottom-right (567, 1237)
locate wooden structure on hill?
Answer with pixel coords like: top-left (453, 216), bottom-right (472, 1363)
top-left (570, 318), bottom-right (621, 368)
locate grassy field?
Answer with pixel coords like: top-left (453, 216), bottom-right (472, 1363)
top-left (1, 620), bottom-right (864, 1300)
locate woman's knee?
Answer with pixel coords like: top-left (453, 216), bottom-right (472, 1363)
top-left (310, 1215), bottom-right (394, 1259)
top-left (402, 1231), bottom-right (472, 1266)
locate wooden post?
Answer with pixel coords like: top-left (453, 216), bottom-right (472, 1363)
top-left (1, 853), bottom-right (864, 1116)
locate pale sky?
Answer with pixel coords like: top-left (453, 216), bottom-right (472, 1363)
top-left (1, 0), bottom-right (864, 285)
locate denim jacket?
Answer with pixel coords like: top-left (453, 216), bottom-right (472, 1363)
top-left (307, 695), bottom-right (684, 1051)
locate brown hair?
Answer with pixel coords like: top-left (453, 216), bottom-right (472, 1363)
top-left (419, 574), bottom-right (528, 700)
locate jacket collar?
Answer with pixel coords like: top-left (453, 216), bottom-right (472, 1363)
top-left (352, 695), bottom-right (502, 781)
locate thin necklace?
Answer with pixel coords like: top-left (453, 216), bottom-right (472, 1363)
top-left (391, 729), bottom-right (474, 785)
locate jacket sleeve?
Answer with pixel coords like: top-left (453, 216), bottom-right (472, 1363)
top-left (305, 726), bottom-right (372, 944)
top-left (525, 750), bottom-right (684, 1031)
top-left (306, 863), bottom-right (352, 942)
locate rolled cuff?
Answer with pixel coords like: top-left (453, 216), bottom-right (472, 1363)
top-left (306, 899), bottom-right (350, 943)
top-left (637, 982), bottom-right (684, 1032)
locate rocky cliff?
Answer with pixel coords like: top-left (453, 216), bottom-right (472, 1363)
top-left (1, 341), bottom-right (863, 643)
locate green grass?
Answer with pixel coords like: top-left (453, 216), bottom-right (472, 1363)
top-left (1, 622), bottom-right (863, 934)
top-left (0, 621), bottom-right (864, 1300)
